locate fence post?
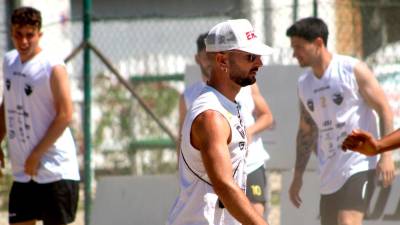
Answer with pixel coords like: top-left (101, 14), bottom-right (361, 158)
top-left (83, 0), bottom-right (92, 224)
top-left (313, 0), bottom-right (318, 17)
top-left (293, 0), bottom-right (298, 22)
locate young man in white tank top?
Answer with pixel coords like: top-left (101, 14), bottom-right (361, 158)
top-left (178, 33), bottom-right (274, 217)
top-left (167, 19), bottom-right (273, 225)
top-left (0, 7), bottom-right (80, 225)
top-left (286, 17), bottom-right (395, 225)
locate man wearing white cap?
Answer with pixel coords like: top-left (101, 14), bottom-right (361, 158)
top-left (167, 19), bottom-right (273, 225)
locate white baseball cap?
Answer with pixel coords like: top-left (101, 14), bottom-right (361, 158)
top-left (205, 19), bottom-right (274, 56)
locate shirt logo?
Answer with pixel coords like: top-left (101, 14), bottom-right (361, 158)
top-left (313, 85), bottom-right (330, 93)
top-left (216, 31), bottom-right (237, 45)
top-left (307, 99), bottom-right (314, 111)
top-left (332, 93), bottom-right (343, 105)
top-left (239, 141), bottom-right (245, 150)
top-left (6, 79), bottom-right (11, 90)
top-left (236, 125), bottom-right (246, 139)
top-left (25, 84), bottom-right (33, 96)
top-left (245, 31), bottom-right (256, 40)
top-left (320, 96), bottom-right (327, 108)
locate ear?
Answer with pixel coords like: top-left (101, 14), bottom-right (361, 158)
top-left (195, 54), bottom-right (200, 64)
top-left (215, 52), bottom-right (228, 70)
top-left (315, 37), bottom-right (324, 48)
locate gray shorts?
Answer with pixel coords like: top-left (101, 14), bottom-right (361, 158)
top-left (319, 170), bottom-right (375, 225)
top-left (246, 165), bottom-right (267, 204)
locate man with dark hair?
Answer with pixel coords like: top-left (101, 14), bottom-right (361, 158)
top-left (168, 19), bottom-right (273, 225)
top-left (286, 17), bottom-right (328, 46)
top-left (286, 17), bottom-right (395, 225)
top-left (0, 6), bottom-right (80, 225)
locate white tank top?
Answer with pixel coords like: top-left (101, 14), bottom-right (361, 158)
top-left (183, 82), bottom-right (268, 174)
top-left (3, 50), bottom-right (80, 183)
top-left (183, 81), bottom-right (206, 108)
top-left (168, 85), bottom-right (247, 225)
top-left (236, 86), bottom-right (269, 174)
top-left (298, 54), bottom-right (378, 194)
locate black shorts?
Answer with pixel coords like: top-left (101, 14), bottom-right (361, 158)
top-left (319, 170), bottom-right (375, 225)
top-left (246, 165), bottom-right (267, 204)
top-left (9, 179), bottom-right (79, 225)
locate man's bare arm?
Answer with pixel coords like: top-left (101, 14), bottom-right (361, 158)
top-left (192, 110), bottom-right (268, 225)
top-left (289, 101), bottom-right (318, 208)
top-left (24, 65), bottom-right (74, 176)
top-left (354, 62), bottom-right (393, 138)
top-left (354, 62), bottom-right (395, 187)
top-left (377, 129), bottom-right (400, 153)
top-left (295, 101), bottom-right (318, 176)
top-left (246, 83), bottom-right (273, 140)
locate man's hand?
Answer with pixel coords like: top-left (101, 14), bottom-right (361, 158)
top-left (24, 151), bottom-right (41, 176)
top-left (376, 154), bottom-right (395, 188)
top-left (341, 129), bottom-right (379, 156)
top-left (342, 129), bottom-right (395, 187)
top-left (289, 176), bottom-right (303, 208)
top-left (246, 128), bottom-right (253, 144)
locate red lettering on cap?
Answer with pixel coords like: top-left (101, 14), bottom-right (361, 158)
top-left (246, 31), bottom-right (256, 40)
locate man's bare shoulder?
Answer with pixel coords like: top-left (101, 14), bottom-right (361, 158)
top-left (191, 110), bottom-right (231, 149)
top-left (193, 109), bottom-right (229, 132)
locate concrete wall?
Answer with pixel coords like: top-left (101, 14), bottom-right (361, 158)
top-left (90, 175), bottom-right (179, 225)
top-left (91, 173), bottom-right (400, 225)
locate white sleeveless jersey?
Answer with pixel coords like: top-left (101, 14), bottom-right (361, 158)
top-left (236, 86), bottom-right (269, 174)
top-left (183, 82), bottom-right (268, 174)
top-left (3, 49), bottom-right (80, 183)
top-left (168, 85), bottom-right (247, 225)
top-left (298, 54), bottom-right (378, 194)
top-left (183, 81), bottom-right (206, 108)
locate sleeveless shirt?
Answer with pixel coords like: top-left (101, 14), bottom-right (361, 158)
top-left (183, 82), bottom-right (269, 174)
top-left (168, 85), bottom-right (247, 225)
top-left (3, 49), bottom-right (80, 183)
top-left (297, 54), bottom-right (378, 194)
top-left (236, 86), bottom-right (269, 174)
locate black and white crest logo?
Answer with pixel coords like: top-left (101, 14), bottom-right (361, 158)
top-left (307, 99), bottom-right (314, 111)
top-left (25, 84), bottom-right (33, 96)
top-left (218, 30), bottom-right (237, 45)
top-left (236, 125), bottom-right (246, 139)
top-left (6, 79), bottom-right (11, 90)
top-left (239, 141), bottom-right (245, 151)
top-left (332, 93), bottom-right (343, 105)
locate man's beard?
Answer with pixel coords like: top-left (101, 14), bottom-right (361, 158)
top-left (231, 75), bottom-right (256, 87)
top-left (230, 69), bottom-right (257, 87)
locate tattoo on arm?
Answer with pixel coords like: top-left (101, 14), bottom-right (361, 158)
top-left (295, 102), bottom-right (318, 174)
